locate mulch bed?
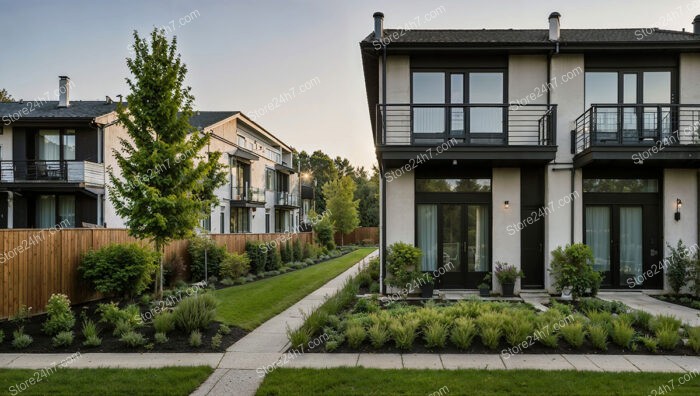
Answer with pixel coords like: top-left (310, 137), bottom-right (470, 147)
top-left (651, 294), bottom-right (700, 310)
top-left (0, 299), bottom-right (247, 353)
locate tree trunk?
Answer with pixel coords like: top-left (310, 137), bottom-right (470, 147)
top-left (155, 241), bottom-right (164, 298)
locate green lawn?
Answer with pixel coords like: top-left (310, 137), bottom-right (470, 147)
top-left (213, 248), bottom-right (375, 331)
top-left (0, 366), bottom-right (212, 396)
top-left (257, 367), bottom-right (700, 395)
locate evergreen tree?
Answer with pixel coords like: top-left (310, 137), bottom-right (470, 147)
top-left (108, 29), bottom-right (226, 295)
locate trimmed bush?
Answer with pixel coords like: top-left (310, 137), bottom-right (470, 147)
top-left (52, 331), bottom-right (74, 347)
top-left (587, 323), bottom-right (609, 351)
top-left (390, 319), bottom-right (419, 350)
top-left (187, 236), bottom-right (228, 282)
top-left (293, 239), bottom-right (303, 262)
top-left (218, 252), bottom-right (251, 280)
top-left (368, 324), bottom-right (390, 349)
top-left (80, 243), bottom-right (160, 298)
top-left (173, 293), bottom-right (218, 333)
top-left (245, 242), bottom-right (268, 275)
top-left (450, 317), bottom-right (477, 350)
top-left (610, 319), bottom-right (635, 349)
top-left (386, 242), bottom-right (423, 288)
top-left (313, 213), bottom-right (335, 251)
top-left (666, 240), bottom-right (695, 295)
top-left (424, 322), bottom-right (449, 349)
top-left (549, 243), bottom-right (602, 299)
top-left (120, 331), bottom-right (147, 348)
top-left (346, 323), bottom-right (366, 349)
top-left (560, 322), bottom-right (586, 349)
top-left (477, 312), bottom-right (503, 350)
top-left (42, 294), bottom-right (76, 336)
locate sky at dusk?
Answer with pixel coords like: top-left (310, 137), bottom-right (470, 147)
top-left (2, 0), bottom-right (699, 169)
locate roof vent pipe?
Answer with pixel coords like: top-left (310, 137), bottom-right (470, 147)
top-left (549, 12), bottom-right (561, 41)
top-left (58, 76), bottom-right (70, 108)
top-left (373, 12), bottom-right (384, 41)
top-left (694, 15), bottom-right (700, 34)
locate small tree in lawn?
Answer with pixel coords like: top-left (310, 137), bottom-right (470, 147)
top-left (109, 29), bottom-right (226, 295)
top-left (322, 176), bottom-right (359, 246)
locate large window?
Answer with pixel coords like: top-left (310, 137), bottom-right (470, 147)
top-left (231, 208), bottom-right (250, 233)
top-left (62, 129), bottom-right (76, 160)
top-left (266, 168), bottom-right (276, 191)
top-left (412, 71), bottom-right (505, 143)
top-left (583, 178), bottom-right (658, 193)
top-left (416, 178), bottom-right (491, 193)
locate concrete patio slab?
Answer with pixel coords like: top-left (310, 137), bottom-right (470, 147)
top-left (598, 292), bottom-right (700, 326)
top-left (357, 353), bottom-right (403, 369)
top-left (218, 352), bottom-right (283, 370)
top-left (665, 356), bottom-right (700, 372)
top-left (440, 354), bottom-right (506, 370)
top-left (561, 354), bottom-right (604, 371)
top-left (285, 353), bottom-right (359, 369)
top-left (583, 354), bottom-right (640, 372)
top-left (401, 354), bottom-right (443, 369)
top-left (502, 354), bottom-right (575, 370)
top-left (622, 355), bottom-right (686, 373)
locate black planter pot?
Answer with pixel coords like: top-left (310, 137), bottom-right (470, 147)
top-left (479, 287), bottom-right (490, 297)
top-left (421, 283), bottom-right (435, 298)
top-left (502, 282), bottom-right (515, 297)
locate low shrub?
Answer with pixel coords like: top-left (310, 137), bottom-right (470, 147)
top-left (83, 335), bottom-right (102, 347)
top-left (313, 212), bottom-right (336, 251)
top-left (450, 317), bottom-right (477, 350)
top-left (287, 326), bottom-right (311, 349)
top-left (10, 305), bottom-right (32, 327)
top-left (189, 330), bottom-right (203, 347)
top-left (52, 331), bottom-right (74, 347)
top-left (424, 322), bottom-right (449, 349)
top-left (390, 319), bottom-right (419, 350)
top-left (587, 323), bottom-right (608, 351)
top-left (559, 322), bottom-right (586, 349)
top-left (113, 319), bottom-right (135, 337)
top-left (346, 323), bottom-right (366, 349)
top-left (218, 324), bottom-right (232, 335)
top-left (0, 329), bottom-right (4, 344)
top-left (477, 312), bottom-right (503, 350)
top-left (153, 311), bottom-right (176, 334)
top-left (96, 303), bottom-right (141, 329)
top-left (120, 331), bottom-right (147, 348)
top-left (218, 252), bottom-right (251, 280)
top-left (633, 310), bottom-right (653, 331)
top-left (610, 319), bottom-right (635, 349)
top-left (245, 242), bottom-right (268, 275)
top-left (650, 315), bottom-right (682, 333)
top-left (188, 236), bottom-right (228, 282)
top-left (386, 242), bottom-right (423, 288)
top-left (173, 293), bottom-right (218, 333)
top-left (80, 243), bottom-right (159, 298)
top-left (293, 239), bottom-right (303, 262)
top-left (640, 336), bottom-right (659, 353)
top-left (211, 333), bottom-right (223, 349)
top-left (655, 325), bottom-right (681, 350)
top-left (12, 328), bottom-right (33, 349)
top-left (503, 312), bottom-right (534, 347)
top-left (354, 298), bottom-right (380, 313)
top-left (687, 326), bottom-right (700, 353)
top-left (368, 324), bottom-right (390, 349)
top-left (549, 243), bottom-right (602, 299)
top-left (666, 240), bottom-right (694, 295)
top-left (154, 332), bottom-right (169, 344)
top-left (81, 319), bottom-right (99, 340)
top-left (42, 294), bottom-right (76, 336)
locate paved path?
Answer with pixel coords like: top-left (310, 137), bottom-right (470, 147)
top-left (598, 291), bottom-right (700, 326)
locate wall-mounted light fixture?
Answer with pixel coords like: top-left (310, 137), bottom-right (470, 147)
top-left (504, 200), bottom-right (510, 209)
top-left (675, 198), bottom-right (682, 221)
top-left (452, 160), bottom-right (458, 166)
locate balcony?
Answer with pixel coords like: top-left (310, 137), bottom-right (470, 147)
top-left (0, 160), bottom-right (105, 186)
top-left (275, 191), bottom-right (299, 208)
top-left (573, 104), bottom-right (700, 167)
top-left (231, 186), bottom-right (266, 206)
top-left (375, 103), bottom-right (557, 167)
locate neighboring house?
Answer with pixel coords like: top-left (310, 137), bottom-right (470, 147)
top-left (361, 12), bottom-right (700, 294)
top-left (0, 76), bottom-right (300, 233)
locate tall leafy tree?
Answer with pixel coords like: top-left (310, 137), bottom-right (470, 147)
top-left (0, 89), bottom-right (13, 102)
top-left (108, 29), bottom-right (227, 295)
top-left (322, 176), bottom-right (360, 245)
top-left (296, 150), bottom-right (338, 212)
top-left (354, 165), bottom-right (379, 226)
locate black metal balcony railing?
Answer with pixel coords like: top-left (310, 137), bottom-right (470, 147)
top-left (231, 186), bottom-right (265, 203)
top-left (275, 191), bottom-right (300, 207)
top-left (0, 160), bottom-right (105, 185)
top-left (574, 104), bottom-right (700, 153)
top-left (375, 103), bottom-right (556, 146)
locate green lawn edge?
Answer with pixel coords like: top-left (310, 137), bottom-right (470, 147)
top-left (213, 247), bottom-right (376, 331)
top-left (0, 366), bottom-right (213, 396)
top-left (257, 367), bottom-right (700, 396)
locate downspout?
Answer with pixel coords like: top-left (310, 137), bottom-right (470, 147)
top-left (374, 11), bottom-right (388, 294)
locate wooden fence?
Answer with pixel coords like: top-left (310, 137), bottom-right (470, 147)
top-left (0, 229), bottom-right (312, 319)
top-left (334, 227), bottom-right (379, 245)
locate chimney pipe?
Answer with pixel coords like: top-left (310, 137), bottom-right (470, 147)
top-left (694, 15), bottom-right (700, 34)
top-left (373, 12), bottom-right (384, 41)
top-left (58, 76), bottom-right (70, 108)
top-left (549, 12), bottom-right (561, 41)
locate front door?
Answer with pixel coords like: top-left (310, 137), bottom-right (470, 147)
top-left (585, 203), bottom-right (660, 288)
top-left (437, 204), bottom-right (490, 289)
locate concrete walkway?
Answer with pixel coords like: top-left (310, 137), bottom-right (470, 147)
top-left (598, 291), bottom-right (700, 326)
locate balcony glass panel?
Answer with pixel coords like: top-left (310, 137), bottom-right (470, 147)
top-left (413, 108), bottom-right (445, 133)
top-left (416, 178), bottom-right (491, 193)
top-left (469, 73), bottom-right (503, 134)
top-left (583, 179), bottom-right (658, 193)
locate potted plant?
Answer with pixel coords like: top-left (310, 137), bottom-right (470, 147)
top-left (478, 273), bottom-right (492, 297)
top-left (419, 272), bottom-right (435, 298)
top-left (549, 243), bottom-right (602, 300)
top-left (494, 262), bottom-right (523, 297)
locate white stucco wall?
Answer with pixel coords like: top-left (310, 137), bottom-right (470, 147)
top-left (492, 168), bottom-right (521, 292)
top-left (680, 53), bottom-right (700, 104)
top-left (508, 55), bottom-right (548, 146)
top-left (549, 54), bottom-right (585, 162)
top-left (380, 55), bottom-right (411, 145)
top-left (385, 170), bottom-right (414, 245)
top-left (0, 125), bottom-right (12, 160)
top-left (663, 169), bottom-right (698, 291)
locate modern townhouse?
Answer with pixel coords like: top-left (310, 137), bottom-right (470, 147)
top-left (0, 76), bottom-right (300, 233)
top-left (361, 12), bottom-right (700, 294)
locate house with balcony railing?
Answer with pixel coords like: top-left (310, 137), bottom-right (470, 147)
top-left (362, 11), bottom-right (700, 294)
top-left (0, 77), bottom-right (300, 233)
